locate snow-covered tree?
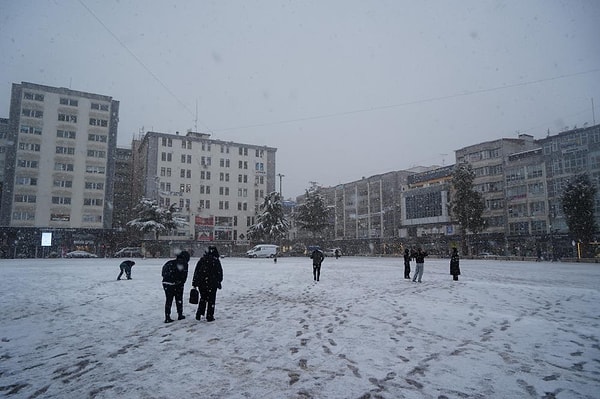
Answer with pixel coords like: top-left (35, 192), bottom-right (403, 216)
top-left (247, 192), bottom-right (289, 242)
top-left (294, 188), bottom-right (330, 237)
top-left (127, 198), bottom-right (187, 240)
top-left (449, 163), bottom-right (485, 254)
top-left (562, 174), bottom-right (597, 255)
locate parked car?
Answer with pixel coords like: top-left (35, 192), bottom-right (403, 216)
top-left (66, 250), bottom-right (98, 258)
top-left (114, 247), bottom-right (144, 258)
top-left (323, 248), bottom-right (342, 257)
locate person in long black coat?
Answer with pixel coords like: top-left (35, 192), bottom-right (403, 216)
top-left (117, 260), bottom-right (135, 280)
top-left (162, 251), bottom-right (190, 323)
top-left (310, 248), bottom-right (324, 281)
top-left (192, 246), bottom-right (223, 322)
top-left (403, 248), bottom-right (411, 279)
top-left (450, 247), bottom-right (461, 281)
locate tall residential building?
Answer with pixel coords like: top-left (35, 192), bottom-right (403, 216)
top-left (113, 147), bottom-right (135, 229)
top-left (134, 130), bottom-right (276, 245)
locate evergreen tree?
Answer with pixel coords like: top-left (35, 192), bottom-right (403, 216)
top-left (561, 174), bottom-right (597, 256)
top-left (127, 198), bottom-right (187, 240)
top-left (248, 192), bottom-right (289, 242)
top-left (449, 163), bottom-right (486, 254)
top-left (294, 188), bottom-right (330, 237)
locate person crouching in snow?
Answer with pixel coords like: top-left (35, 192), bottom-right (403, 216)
top-left (117, 260), bottom-right (135, 280)
top-left (162, 250), bottom-right (190, 323)
top-left (193, 246), bottom-right (223, 322)
top-left (450, 247), bottom-right (461, 281)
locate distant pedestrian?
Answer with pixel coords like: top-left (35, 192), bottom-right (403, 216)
top-left (450, 247), bottom-right (461, 281)
top-left (412, 248), bottom-right (428, 283)
top-left (162, 250), bottom-right (190, 323)
top-left (403, 248), bottom-right (411, 279)
top-left (192, 246), bottom-right (223, 322)
top-left (310, 248), bottom-right (324, 281)
top-left (335, 249), bottom-right (341, 259)
top-left (117, 260), bottom-right (135, 280)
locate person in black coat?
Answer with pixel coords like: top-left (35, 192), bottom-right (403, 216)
top-left (117, 260), bottom-right (135, 280)
top-left (310, 248), bottom-right (324, 281)
top-left (403, 248), bottom-right (411, 279)
top-left (192, 246), bottom-right (223, 322)
top-left (450, 247), bottom-right (461, 281)
top-left (162, 250), bottom-right (190, 323)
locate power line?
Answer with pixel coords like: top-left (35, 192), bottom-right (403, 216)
top-left (215, 68), bottom-right (600, 133)
top-left (77, 0), bottom-right (213, 133)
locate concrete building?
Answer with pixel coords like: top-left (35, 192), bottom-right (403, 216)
top-left (133, 130), bottom-right (277, 249)
top-left (112, 147), bottom-right (135, 229)
top-left (0, 82), bottom-right (119, 257)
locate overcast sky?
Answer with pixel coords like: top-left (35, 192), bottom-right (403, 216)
top-left (1, 0), bottom-right (599, 198)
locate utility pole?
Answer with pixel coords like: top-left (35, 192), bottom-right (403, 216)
top-left (277, 173), bottom-right (285, 197)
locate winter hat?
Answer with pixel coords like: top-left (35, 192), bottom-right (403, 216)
top-left (177, 250), bottom-right (190, 263)
top-left (207, 245), bottom-right (220, 258)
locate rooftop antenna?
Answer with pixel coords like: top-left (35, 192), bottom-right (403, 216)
top-left (194, 99), bottom-right (198, 132)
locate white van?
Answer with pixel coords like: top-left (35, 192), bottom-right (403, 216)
top-left (246, 244), bottom-right (278, 258)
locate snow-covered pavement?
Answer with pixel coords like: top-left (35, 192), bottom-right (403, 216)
top-left (0, 256), bottom-right (598, 398)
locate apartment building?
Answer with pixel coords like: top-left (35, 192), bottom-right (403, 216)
top-left (134, 130), bottom-right (276, 246)
top-left (0, 82), bottom-right (119, 257)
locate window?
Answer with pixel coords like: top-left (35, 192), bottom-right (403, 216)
top-left (89, 118), bottom-right (108, 127)
top-left (19, 142), bottom-right (41, 152)
top-left (14, 194), bottom-right (37, 203)
top-left (256, 149), bottom-right (264, 157)
top-left (181, 169), bottom-right (186, 178)
top-left (244, 161), bottom-right (248, 169)
top-left (15, 177), bottom-right (37, 186)
top-left (161, 137), bottom-right (173, 147)
top-left (161, 152), bottom-right (172, 162)
top-left (58, 113), bottom-right (77, 123)
top-left (60, 98), bottom-right (78, 106)
top-left (85, 165), bottom-right (106, 174)
top-left (54, 179), bottom-right (72, 188)
top-left (18, 159), bottom-right (39, 168)
top-left (85, 182), bottom-right (104, 190)
top-left (91, 102), bottom-right (109, 111)
top-left (160, 167), bottom-right (166, 176)
top-left (255, 162), bottom-right (264, 171)
top-left (181, 154), bottom-right (186, 163)
top-left (83, 198), bottom-right (103, 206)
top-left (13, 211), bottom-right (35, 220)
top-left (243, 175), bottom-right (248, 183)
top-left (58, 130), bottom-right (77, 139)
top-left (186, 170), bottom-right (191, 178)
top-left (239, 160), bottom-right (243, 169)
top-left (22, 108), bottom-right (43, 118)
top-left (187, 155), bottom-right (192, 164)
top-left (20, 125), bottom-right (42, 135)
top-left (82, 214), bottom-right (102, 223)
top-left (23, 92), bottom-right (44, 101)
top-left (56, 146), bottom-right (75, 155)
top-left (88, 133), bottom-right (107, 142)
top-left (52, 196), bottom-right (71, 205)
top-left (87, 149), bottom-right (106, 158)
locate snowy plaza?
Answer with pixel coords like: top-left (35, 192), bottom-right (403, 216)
top-left (0, 256), bottom-right (599, 398)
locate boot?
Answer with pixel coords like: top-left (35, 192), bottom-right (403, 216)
top-left (164, 315), bottom-right (174, 323)
top-left (178, 314), bottom-right (186, 320)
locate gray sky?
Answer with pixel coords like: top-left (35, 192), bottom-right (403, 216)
top-left (1, 0), bottom-right (599, 198)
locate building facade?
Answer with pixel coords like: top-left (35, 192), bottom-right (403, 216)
top-left (134, 130), bottom-right (277, 248)
top-left (0, 82), bottom-right (118, 257)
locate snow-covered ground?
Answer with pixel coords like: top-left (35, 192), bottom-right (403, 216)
top-left (0, 256), bottom-right (599, 399)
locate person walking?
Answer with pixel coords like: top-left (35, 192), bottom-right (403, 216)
top-left (161, 250), bottom-right (190, 323)
top-left (412, 247), bottom-right (428, 283)
top-left (310, 248), bottom-right (324, 281)
top-left (403, 248), bottom-right (411, 279)
top-left (450, 247), bottom-right (461, 281)
top-left (117, 260), bottom-right (135, 280)
top-left (192, 246), bottom-right (223, 322)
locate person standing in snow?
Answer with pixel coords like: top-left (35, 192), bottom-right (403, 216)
top-left (310, 248), bottom-right (324, 281)
top-left (412, 247), bottom-right (428, 283)
top-left (450, 247), bottom-right (461, 281)
top-left (403, 248), bottom-right (411, 279)
top-left (161, 250), bottom-right (190, 323)
top-left (117, 260), bottom-right (135, 280)
top-left (192, 246), bottom-right (223, 322)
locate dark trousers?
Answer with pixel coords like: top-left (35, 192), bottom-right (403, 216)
top-left (313, 264), bottom-right (321, 281)
top-left (163, 284), bottom-right (184, 317)
top-left (117, 265), bottom-right (131, 280)
top-left (197, 287), bottom-right (217, 319)
top-left (404, 262), bottom-right (411, 279)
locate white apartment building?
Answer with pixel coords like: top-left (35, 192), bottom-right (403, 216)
top-left (0, 82), bottom-right (119, 229)
top-left (134, 130), bottom-right (277, 244)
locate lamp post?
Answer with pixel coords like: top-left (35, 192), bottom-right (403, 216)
top-left (277, 173), bottom-right (285, 197)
